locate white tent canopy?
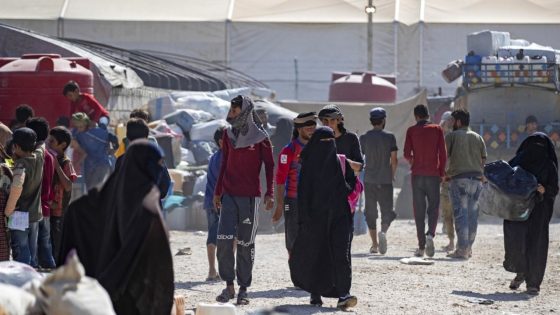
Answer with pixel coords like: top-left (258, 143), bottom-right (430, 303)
top-left (2, 0), bottom-right (560, 100)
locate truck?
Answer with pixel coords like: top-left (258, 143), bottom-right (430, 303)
top-left (443, 32), bottom-right (560, 215)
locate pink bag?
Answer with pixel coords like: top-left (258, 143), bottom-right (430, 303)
top-left (337, 154), bottom-right (364, 213)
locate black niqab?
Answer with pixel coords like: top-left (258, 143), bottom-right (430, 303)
top-left (59, 140), bottom-right (174, 314)
top-left (290, 126), bottom-right (355, 298)
top-left (503, 132), bottom-right (559, 290)
top-left (510, 132), bottom-right (558, 186)
top-left (297, 126), bottom-right (353, 223)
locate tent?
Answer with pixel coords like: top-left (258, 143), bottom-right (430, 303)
top-left (2, 0), bottom-right (560, 101)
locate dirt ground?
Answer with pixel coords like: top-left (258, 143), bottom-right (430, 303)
top-left (171, 219), bottom-right (560, 315)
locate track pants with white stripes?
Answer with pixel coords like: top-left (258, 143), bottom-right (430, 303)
top-left (217, 194), bottom-right (259, 288)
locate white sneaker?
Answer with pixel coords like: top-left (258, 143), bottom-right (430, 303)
top-left (425, 235), bottom-right (435, 258)
top-left (378, 231), bottom-right (387, 255)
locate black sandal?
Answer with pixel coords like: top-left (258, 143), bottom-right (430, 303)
top-left (216, 288), bottom-right (235, 303)
top-left (237, 289), bottom-right (250, 305)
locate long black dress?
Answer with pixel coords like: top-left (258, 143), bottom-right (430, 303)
top-left (59, 140), bottom-right (174, 314)
top-left (504, 132), bottom-right (559, 290)
top-left (289, 126), bottom-right (356, 298)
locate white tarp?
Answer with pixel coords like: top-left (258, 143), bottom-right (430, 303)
top-left (3, 1), bottom-right (560, 100)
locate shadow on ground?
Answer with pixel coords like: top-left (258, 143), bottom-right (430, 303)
top-left (270, 304), bottom-right (343, 314)
top-left (249, 288), bottom-right (310, 299)
top-left (451, 290), bottom-right (532, 302)
top-left (368, 256), bottom-right (407, 261)
top-left (175, 281), bottom-right (216, 290)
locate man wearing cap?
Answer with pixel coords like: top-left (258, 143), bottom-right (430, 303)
top-left (318, 105), bottom-right (363, 172)
top-left (273, 112), bottom-right (317, 253)
top-left (439, 111), bottom-right (455, 252)
top-left (359, 108), bottom-right (398, 255)
top-left (404, 104), bottom-right (447, 258)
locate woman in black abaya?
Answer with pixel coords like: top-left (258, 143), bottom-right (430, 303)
top-left (504, 132), bottom-right (558, 295)
top-left (59, 140), bottom-right (174, 314)
top-left (289, 126), bottom-right (358, 309)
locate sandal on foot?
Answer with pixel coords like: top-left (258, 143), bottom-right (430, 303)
top-left (237, 290), bottom-right (250, 305)
top-left (526, 287), bottom-right (539, 296)
top-left (337, 295), bottom-right (358, 309)
top-left (216, 288), bottom-right (235, 303)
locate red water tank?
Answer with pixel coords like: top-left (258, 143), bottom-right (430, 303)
top-left (0, 54), bottom-right (94, 127)
top-left (329, 71), bottom-right (397, 103)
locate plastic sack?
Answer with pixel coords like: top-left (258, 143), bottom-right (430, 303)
top-left (25, 251), bottom-right (116, 315)
top-left (467, 30), bottom-right (510, 56)
top-left (479, 182), bottom-right (535, 221)
top-left (479, 160), bottom-right (537, 221)
top-left (180, 148), bottom-right (197, 165)
top-left (174, 93), bottom-right (230, 119)
top-left (163, 110), bottom-right (196, 134)
top-left (0, 283), bottom-right (40, 315)
top-left (484, 160), bottom-right (537, 198)
top-left (192, 172), bottom-right (207, 196)
top-left (189, 141), bottom-right (217, 165)
top-left (189, 120), bottom-right (228, 142)
top-left (0, 261), bottom-right (42, 287)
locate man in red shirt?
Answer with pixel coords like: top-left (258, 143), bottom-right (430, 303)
top-left (213, 95), bottom-right (274, 305)
top-left (404, 104), bottom-right (447, 258)
top-left (63, 81), bottom-right (109, 124)
top-left (273, 112), bottom-right (317, 253)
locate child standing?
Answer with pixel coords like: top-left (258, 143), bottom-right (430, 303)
top-left (47, 126), bottom-right (77, 264)
top-left (203, 127), bottom-right (225, 281)
top-left (5, 128), bottom-right (44, 265)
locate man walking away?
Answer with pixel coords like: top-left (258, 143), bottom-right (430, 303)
top-left (213, 95), bottom-right (275, 305)
top-left (445, 109), bottom-right (487, 259)
top-left (273, 112), bottom-right (317, 253)
top-left (439, 111), bottom-right (455, 252)
top-left (359, 108), bottom-right (398, 255)
top-left (404, 105), bottom-right (446, 258)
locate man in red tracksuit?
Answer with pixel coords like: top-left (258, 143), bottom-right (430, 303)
top-left (213, 95), bottom-right (274, 305)
top-left (404, 104), bottom-right (447, 258)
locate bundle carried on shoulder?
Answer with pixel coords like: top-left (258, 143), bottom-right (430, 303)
top-left (479, 160), bottom-right (537, 221)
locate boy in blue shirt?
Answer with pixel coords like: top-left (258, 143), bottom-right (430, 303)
top-left (204, 127), bottom-right (225, 281)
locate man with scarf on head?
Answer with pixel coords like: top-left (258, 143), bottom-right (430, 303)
top-left (289, 126), bottom-right (358, 309)
top-left (273, 112), bottom-right (317, 253)
top-left (213, 95), bottom-right (275, 305)
top-left (504, 132), bottom-right (558, 296)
